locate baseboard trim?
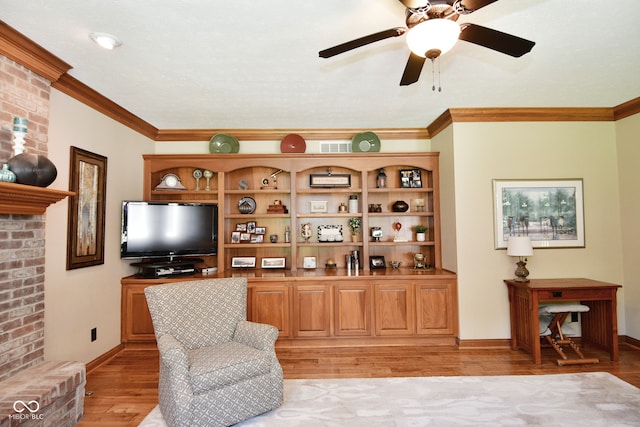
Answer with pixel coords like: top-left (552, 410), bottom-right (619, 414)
top-left (458, 339), bottom-right (511, 349)
top-left (622, 335), bottom-right (640, 349)
top-left (85, 343), bottom-right (125, 374)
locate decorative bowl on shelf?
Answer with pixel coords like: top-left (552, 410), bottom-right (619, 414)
top-left (392, 200), bottom-right (409, 212)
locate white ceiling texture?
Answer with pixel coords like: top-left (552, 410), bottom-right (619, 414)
top-left (1, 0), bottom-right (639, 131)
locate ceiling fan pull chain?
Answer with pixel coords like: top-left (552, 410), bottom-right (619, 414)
top-left (431, 58), bottom-right (436, 91)
top-left (437, 57), bottom-right (442, 92)
top-left (430, 57), bottom-right (443, 92)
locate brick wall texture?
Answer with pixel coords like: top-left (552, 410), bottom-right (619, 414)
top-left (0, 55), bottom-right (52, 381)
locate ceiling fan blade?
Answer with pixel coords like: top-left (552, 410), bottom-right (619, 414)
top-left (458, 0), bottom-right (499, 12)
top-left (459, 23), bottom-right (535, 57)
top-left (400, 53), bottom-right (427, 86)
top-left (319, 27), bottom-right (407, 58)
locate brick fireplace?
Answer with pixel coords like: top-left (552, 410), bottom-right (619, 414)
top-left (0, 55), bottom-right (50, 381)
top-left (1, 53), bottom-right (85, 426)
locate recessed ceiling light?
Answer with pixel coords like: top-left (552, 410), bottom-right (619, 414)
top-left (89, 32), bottom-right (122, 50)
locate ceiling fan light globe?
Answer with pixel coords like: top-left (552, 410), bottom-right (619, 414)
top-left (406, 19), bottom-right (460, 58)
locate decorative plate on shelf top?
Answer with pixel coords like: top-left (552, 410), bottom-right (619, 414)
top-left (280, 134), bottom-right (306, 153)
top-left (351, 131), bottom-right (381, 152)
top-left (209, 133), bottom-right (240, 154)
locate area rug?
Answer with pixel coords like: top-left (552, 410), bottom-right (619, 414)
top-left (139, 372), bottom-right (640, 426)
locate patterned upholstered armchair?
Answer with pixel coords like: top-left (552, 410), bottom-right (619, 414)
top-left (144, 278), bottom-right (283, 427)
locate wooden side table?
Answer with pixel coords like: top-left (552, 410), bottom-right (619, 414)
top-left (504, 278), bottom-right (621, 364)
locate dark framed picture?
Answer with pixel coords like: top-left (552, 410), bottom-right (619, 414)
top-left (231, 231), bottom-right (241, 244)
top-left (240, 232), bottom-right (251, 242)
top-left (369, 255), bottom-right (386, 269)
top-left (400, 169), bottom-right (422, 188)
top-left (236, 223), bottom-right (247, 232)
top-left (247, 221), bottom-right (256, 233)
top-left (255, 226), bottom-right (266, 235)
top-left (251, 234), bottom-right (264, 243)
top-left (66, 146), bottom-right (107, 270)
top-left (232, 257), bottom-right (256, 268)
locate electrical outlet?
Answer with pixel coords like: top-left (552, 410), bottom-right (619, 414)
top-left (91, 327), bottom-right (97, 342)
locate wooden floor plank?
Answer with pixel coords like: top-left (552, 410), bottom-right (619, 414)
top-left (77, 343), bottom-right (640, 426)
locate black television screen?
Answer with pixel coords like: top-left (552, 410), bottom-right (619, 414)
top-left (120, 201), bottom-right (217, 259)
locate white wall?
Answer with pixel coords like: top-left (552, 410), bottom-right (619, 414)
top-left (44, 90), bottom-right (154, 363)
top-left (616, 113), bottom-right (640, 340)
top-left (450, 121), bottom-right (625, 340)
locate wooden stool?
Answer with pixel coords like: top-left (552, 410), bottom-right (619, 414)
top-left (539, 304), bottom-right (600, 366)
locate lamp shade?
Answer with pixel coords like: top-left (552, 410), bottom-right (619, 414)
top-left (507, 236), bottom-right (533, 257)
top-left (406, 18), bottom-right (460, 59)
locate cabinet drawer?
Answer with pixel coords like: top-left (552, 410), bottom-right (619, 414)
top-left (536, 288), bottom-right (614, 301)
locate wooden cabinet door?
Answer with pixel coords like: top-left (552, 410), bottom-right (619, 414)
top-left (121, 284), bottom-right (156, 342)
top-left (334, 283), bottom-right (371, 336)
top-left (293, 284), bottom-right (331, 337)
top-left (416, 280), bottom-right (457, 335)
top-left (252, 285), bottom-right (291, 337)
top-left (374, 282), bottom-right (415, 336)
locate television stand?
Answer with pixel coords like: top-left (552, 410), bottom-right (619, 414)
top-left (131, 258), bottom-right (203, 278)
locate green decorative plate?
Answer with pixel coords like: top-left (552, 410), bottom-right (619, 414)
top-left (209, 133), bottom-right (240, 153)
top-left (351, 131), bottom-right (381, 152)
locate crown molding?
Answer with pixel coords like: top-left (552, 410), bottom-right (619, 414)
top-left (427, 107), bottom-right (619, 138)
top-left (51, 74), bottom-right (159, 140)
top-left (613, 96), bottom-right (640, 121)
top-left (0, 22), bottom-right (71, 82)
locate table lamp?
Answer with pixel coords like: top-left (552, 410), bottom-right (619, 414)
top-left (507, 236), bottom-right (533, 282)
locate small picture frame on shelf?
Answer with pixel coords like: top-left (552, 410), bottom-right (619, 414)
top-left (261, 257), bottom-right (286, 269)
top-left (236, 223), bottom-right (247, 232)
top-left (309, 173), bottom-right (351, 188)
top-left (231, 231), bottom-right (241, 244)
top-left (232, 257), bottom-right (256, 268)
top-left (240, 233), bottom-right (251, 242)
top-left (251, 234), bottom-right (264, 243)
top-left (310, 200), bottom-right (329, 213)
top-left (247, 221), bottom-right (256, 233)
top-left (303, 256), bottom-right (317, 269)
top-left (255, 226), bottom-right (267, 235)
top-left (369, 255), bottom-right (386, 269)
top-left (400, 169), bottom-right (422, 188)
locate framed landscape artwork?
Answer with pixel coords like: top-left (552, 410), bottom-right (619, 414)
top-left (66, 147), bottom-right (107, 270)
top-left (493, 179), bottom-right (585, 249)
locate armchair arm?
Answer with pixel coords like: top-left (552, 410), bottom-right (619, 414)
top-left (157, 334), bottom-right (189, 370)
top-left (233, 320), bottom-right (279, 351)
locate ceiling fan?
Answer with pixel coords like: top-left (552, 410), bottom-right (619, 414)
top-left (318, 0), bottom-right (535, 86)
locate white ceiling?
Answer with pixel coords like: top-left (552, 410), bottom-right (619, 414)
top-left (2, 0), bottom-right (639, 131)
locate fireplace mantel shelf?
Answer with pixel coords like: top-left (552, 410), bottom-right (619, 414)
top-left (0, 182), bottom-right (73, 215)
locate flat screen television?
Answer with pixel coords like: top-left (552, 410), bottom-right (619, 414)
top-left (120, 201), bottom-right (218, 261)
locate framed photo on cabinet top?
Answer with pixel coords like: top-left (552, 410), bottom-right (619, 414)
top-left (261, 257), bottom-right (286, 269)
top-left (232, 256), bottom-right (256, 268)
top-left (493, 179), bottom-right (585, 249)
top-left (369, 255), bottom-right (386, 269)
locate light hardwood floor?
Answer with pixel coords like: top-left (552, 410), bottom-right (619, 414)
top-left (78, 343), bottom-right (640, 426)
